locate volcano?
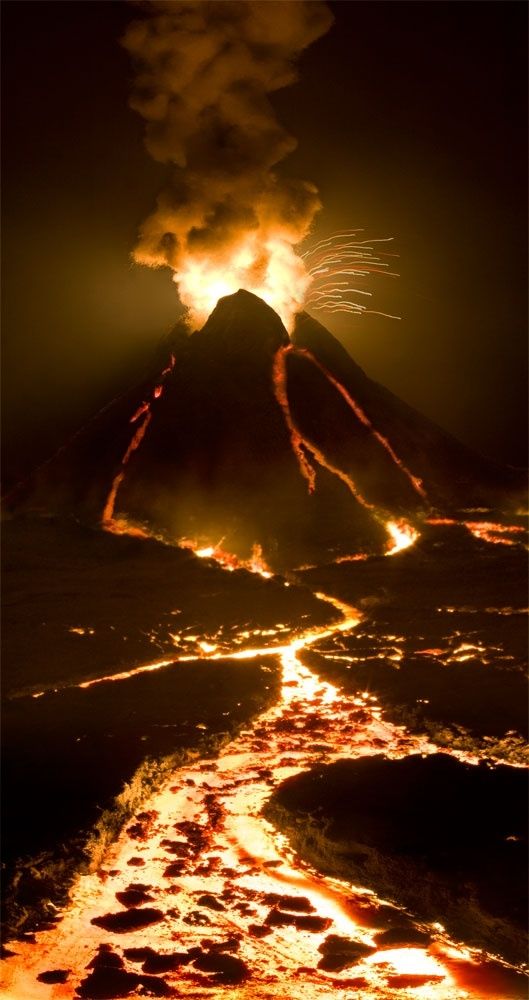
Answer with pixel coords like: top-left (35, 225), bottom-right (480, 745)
top-left (3, 291), bottom-right (528, 997)
top-left (11, 289), bottom-right (523, 571)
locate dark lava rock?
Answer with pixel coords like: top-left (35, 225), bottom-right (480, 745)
top-left (115, 886), bottom-right (154, 908)
top-left (123, 947), bottom-right (156, 963)
top-left (76, 946), bottom-right (174, 998)
top-left (192, 950), bottom-right (249, 985)
top-left (265, 909), bottom-right (332, 933)
top-left (196, 893), bottom-right (225, 911)
top-left (87, 945), bottom-right (123, 970)
top-left (317, 934), bottom-right (375, 972)
top-left (126, 811), bottom-right (158, 841)
top-left (267, 753), bottom-right (528, 964)
top-left (142, 952), bottom-right (191, 974)
top-left (374, 926), bottom-right (431, 947)
top-left (200, 936), bottom-right (241, 953)
top-left (37, 969), bottom-right (70, 984)
top-left (163, 861), bottom-right (186, 878)
top-left (76, 967), bottom-right (173, 998)
top-left (91, 907), bottom-right (164, 933)
top-left (249, 923), bottom-right (272, 938)
top-left (262, 892), bottom-right (314, 912)
top-left (123, 946), bottom-right (190, 973)
top-left (160, 839), bottom-right (189, 857)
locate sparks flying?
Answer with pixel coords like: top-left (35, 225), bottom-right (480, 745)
top-left (302, 229), bottom-right (401, 320)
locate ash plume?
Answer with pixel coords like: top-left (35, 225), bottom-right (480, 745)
top-left (122, 0), bottom-right (334, 326)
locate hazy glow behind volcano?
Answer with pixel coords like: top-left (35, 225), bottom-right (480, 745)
top-left (174, 234), bottom-right (312, 332)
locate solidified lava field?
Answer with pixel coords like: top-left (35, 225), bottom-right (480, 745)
top-left (1, 513), bottom-right (527, 1000)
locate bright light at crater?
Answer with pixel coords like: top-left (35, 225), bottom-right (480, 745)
top-left (174, 234), bottom-right (312, 332)
top-left (385, 518), bottom-right (420, 555)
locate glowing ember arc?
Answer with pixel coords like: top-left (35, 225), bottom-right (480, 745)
top-left (302, 230), bottom-right (401, 320)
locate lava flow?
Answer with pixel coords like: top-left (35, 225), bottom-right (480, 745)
top-left (178, 538), bottom-right (273, 579)
top-left (293, 346), bottom-right (427, 502)
top-left (426, 517), bottom-right (527, 548)
top-left (271, 344), bottom-right (421, 555)
top-left (1, 583), bottom-right (518, 1000)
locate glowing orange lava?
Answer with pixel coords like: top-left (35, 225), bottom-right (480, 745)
top-left (176, 235), bottom-right (312, 333)
top-left (272, 345), bottom-right (378, 512)
top-left (464, 521), bottom-right (526, 546)
top-left (178, 537), bottom-right (272, 579)
top-left (385, 518), bottom-right (420, 555)
top-left (101, 412), bottom-right (152, 530)
top-left (272, 346), bottom-right (317, 492)
top-left (2, 585), bottom-right (513, 1000)
top-left (425, 516), bottom-right (527, 549)
top-left (295, 346), bottom-right (428, 501)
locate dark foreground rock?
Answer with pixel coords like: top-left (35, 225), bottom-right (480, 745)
top-left (91, 906), bottom-right (165, 933)
top-left (317, 934), bottom-right (375, 971)
top-left (76, 944), bottom-right (174, 998)
top-left (299, 525), bottom-right (528, 760)
top-left (266, 753), bottom-right (527, 964)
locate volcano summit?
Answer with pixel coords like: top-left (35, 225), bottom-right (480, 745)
top-left (15, 290), bottom-right (522, 572)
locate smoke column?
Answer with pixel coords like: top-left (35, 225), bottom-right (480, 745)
top-left (122, 0), bottom-right (334, 328)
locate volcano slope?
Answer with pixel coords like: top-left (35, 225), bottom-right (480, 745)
top-left (12, 289), bottom-right (525, 572)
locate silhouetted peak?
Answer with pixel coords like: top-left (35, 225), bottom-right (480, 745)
top-left (195, 290), bottom-right (289, 356)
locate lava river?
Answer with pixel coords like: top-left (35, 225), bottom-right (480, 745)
top-left (1, 588), bottom-right (524, 1000)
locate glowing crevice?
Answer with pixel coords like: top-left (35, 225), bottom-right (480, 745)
top-left (272, 345), bottom-right (420, 557)
top-left (293, 345), bottom-right (428, 501)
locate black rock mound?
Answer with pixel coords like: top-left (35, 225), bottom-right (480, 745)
top-left (267, 752), bottom-right (528, 964)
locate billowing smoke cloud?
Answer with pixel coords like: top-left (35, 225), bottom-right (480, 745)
top-left (122, 0), bottom-right (334, 327)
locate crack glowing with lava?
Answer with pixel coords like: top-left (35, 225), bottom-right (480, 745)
top-left (294, 346), bottom-right (428, 502)
top-left (102, 412), bottom-right (152, 531)
top-left (426, 517), bottom-right (527, 548)
top-left (272, 346), bottom-right (317, 493)
top-left (463, 521), bottom-right (527, 547)
top-left (272, 346), bottom-right (419, 556)
top-left (178, 538), bottom-right (272, 579)
top-left (102, 357), bottom-right (177, 534)
top-left (272, 345), bottom-right (373, 510)
top-left (2, 586), bottom-right (504, 1000)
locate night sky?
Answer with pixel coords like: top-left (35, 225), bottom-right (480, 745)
top-left (2, 1), bottom-right (527, 489)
